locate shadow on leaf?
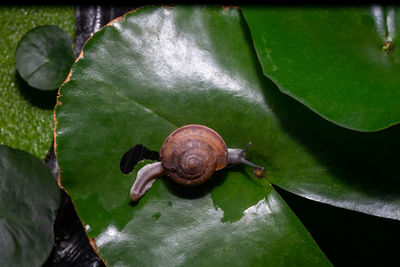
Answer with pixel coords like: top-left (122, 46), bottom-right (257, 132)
top-left (15, 72), bottom-right (58, 110)
top-left (161, 168), bottom-right (229, 200)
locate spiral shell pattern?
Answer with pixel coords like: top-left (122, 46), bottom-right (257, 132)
top-left (160, 125), bottom-right (229, 186)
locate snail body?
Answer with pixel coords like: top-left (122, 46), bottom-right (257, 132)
top-left (130, 124), bottom-right (263, 202)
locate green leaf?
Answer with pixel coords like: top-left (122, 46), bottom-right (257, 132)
top-left (57, 4), bottom-right (400, 220)
top-left (56, 6), bottom-right (331, 265)
top-left (15, 25), bottom-right (74, 90)
top-left (0, 145), bottom-right (61, 267)
top-left (0, 6), bottom-right (75, 159)
top-left (241, 6), bottom-right (400, 132)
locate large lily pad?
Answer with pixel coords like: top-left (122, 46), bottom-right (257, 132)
top-left (58, 3), bottom-right (400, 220)
top-left (55, 6), bottom-right (332, 265)
top-left (241, 6), bottom-right (400, 132)
top-left (0, 145), bottom-right (61, 266)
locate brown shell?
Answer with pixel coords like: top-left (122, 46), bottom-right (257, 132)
top-left (160, 124), bottom-right (229, 186)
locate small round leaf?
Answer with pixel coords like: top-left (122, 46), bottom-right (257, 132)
top-left (15, 25), bottom-right (74, 90)
top-left (0, 6), bottom-right (75, 159)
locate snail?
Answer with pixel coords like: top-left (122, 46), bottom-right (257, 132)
top-left (130, 124), bottom-right (264, 202)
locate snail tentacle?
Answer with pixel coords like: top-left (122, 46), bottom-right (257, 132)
top-left (130, 162), bottom-right (166, 202)
top-left (239, 158), bottom-right (263, 169)
top-left (238, 141), bottom-right (252, 156)
top-left (227, 142), bottom-right (263, 169)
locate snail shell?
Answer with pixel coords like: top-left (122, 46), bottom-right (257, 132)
top-left (160, 124), bottom-right (229, 186)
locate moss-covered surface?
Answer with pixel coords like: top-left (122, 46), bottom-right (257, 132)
top-left (0, 6), bottom-right (75, 159)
